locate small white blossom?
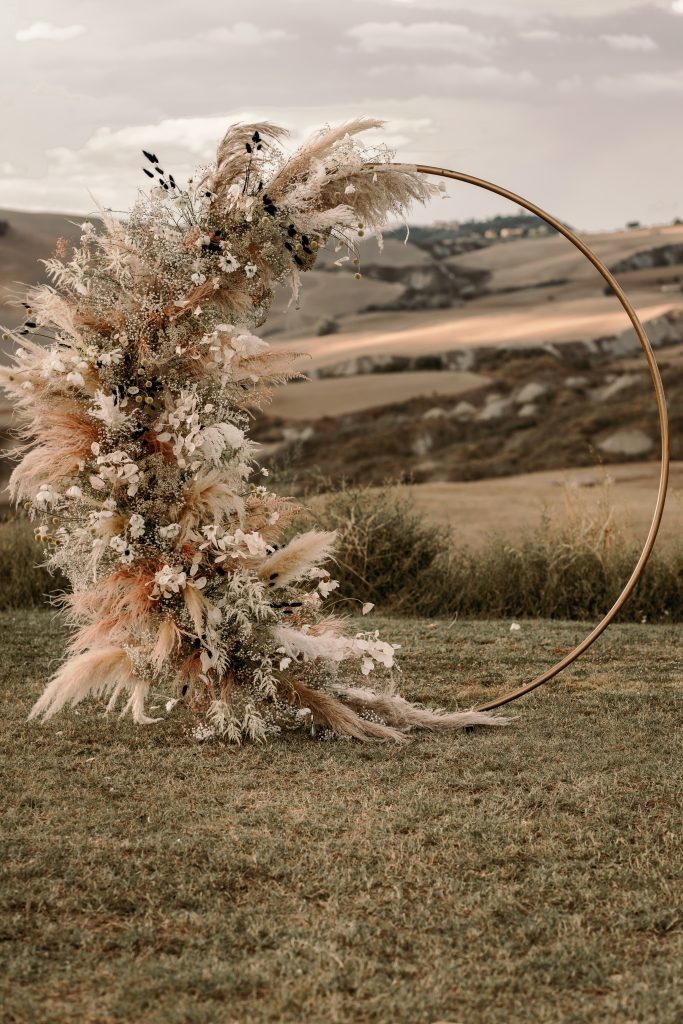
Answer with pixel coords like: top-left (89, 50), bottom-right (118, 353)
top-left (150, 565), bottom-right (187, 599)
top-left (128, 513), bottom-right (145, 539)
top-left (218, 253), bottom-right (240, 273)
top-left (231, 332), bottom-right (269, 358)
top-left (244, 263), bottom-right (258, 278)
top-left (318, 579), bottom-right (340, 598)
top-left (159, 523), bottom-right (181, 541)
top-left (35, 484), bottom-right (60, 507)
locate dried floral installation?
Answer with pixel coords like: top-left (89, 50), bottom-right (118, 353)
top-left (1, 118), bottom-right (510, 743)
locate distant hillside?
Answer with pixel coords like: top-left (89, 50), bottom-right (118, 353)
top-left (386, 212), bottom-right (557, 252)
top-left (3, 209), bottom-right (683, 340)
top-left (0, 209), bottom-right (86, 329)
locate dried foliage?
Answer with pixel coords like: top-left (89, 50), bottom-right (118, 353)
top-left (0, 119), bottom-right (507, 742)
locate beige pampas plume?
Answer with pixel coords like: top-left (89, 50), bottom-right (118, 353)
top-left (28, 646), bottom-right (139, 721)
top-left (267, 117), bottom-right (385, 201)
top-left (177, 469), bottom-right (246, 536)
top-left (257, 530), bottom-right (337, 589)
top-left (199, 121), bottom-right (290, 211)
top-left (150, 617), bottom-right (182, 675)
top-left (287, 677), bottom-right (407, 743)
top-left (332, 685), bottom-right (513, 733)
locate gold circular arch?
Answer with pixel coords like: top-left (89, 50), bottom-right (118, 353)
top-left (369, 162), bottom-right (671, 711)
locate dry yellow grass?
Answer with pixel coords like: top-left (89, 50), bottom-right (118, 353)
top-left (449, 222), bottom-right (683, 290)
top-left (391, 461), bottom-right (683, 548)
top-left (270, 294), bottom-right (676, 371)
top-left (268, 369), bottom-right (490, 419)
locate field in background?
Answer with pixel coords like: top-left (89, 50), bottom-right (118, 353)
top-left (2, 610), bottom-right (682, 1024)
top-left (400, 460), bottom-right (682, 548)
top-left (2, 209), bottom-right (682, 543)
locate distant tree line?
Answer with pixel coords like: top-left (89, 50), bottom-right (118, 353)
top-left (385, 212), bottom-right (565, 246)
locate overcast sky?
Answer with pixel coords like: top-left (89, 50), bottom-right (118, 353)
top-left (2, 0), bottom-right (683, 231)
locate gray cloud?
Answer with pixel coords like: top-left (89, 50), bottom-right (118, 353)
top-left (16, 20), bottom-right (86, 42)
top-left (600, 32), bottom-right (658, 49)
top-left (345, 21), bottom-right (502, 57)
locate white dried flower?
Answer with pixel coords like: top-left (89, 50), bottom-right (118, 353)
top-left (128, 513), bottom-right (145, 539)
top-left (159, 523), bottom-right (181, 540)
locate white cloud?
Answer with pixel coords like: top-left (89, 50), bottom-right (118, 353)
top-left (597, 71), bottom-right (683, 96)
top-left (600, 33), bottom-right (658, 52)
top-left (518, 29), bottom-right (561, 41)
top-left (672, 0), bottom-right (683, 13)
top-left (16, 21), bottom-right (86, 43)
top-left (198, 22), bottom-right (294, 46)
top-left (0, 109), bottom-right (436, 214)
top-left (346, 21), bottom-right (500, 57)
top-left (407, 61), bottom-right (537, 91)
top-left (556, 74), bottom-right (582, 94)
top-left (354, 0), bottom-right (653, 11)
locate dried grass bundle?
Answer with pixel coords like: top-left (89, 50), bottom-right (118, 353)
top-left (1, 117), bottom-right (509, 743)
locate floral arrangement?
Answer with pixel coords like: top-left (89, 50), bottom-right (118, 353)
top-left (1, 118), bottom-right (508, 743)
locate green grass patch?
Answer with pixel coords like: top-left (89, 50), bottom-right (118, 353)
top-left (0, 517), bottom-right (67, 610)
top-left (1, 611), bottom-right (682, 1023)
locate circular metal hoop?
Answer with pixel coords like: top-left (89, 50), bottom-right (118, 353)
top-left (376, 162), bottom-right (671, 711)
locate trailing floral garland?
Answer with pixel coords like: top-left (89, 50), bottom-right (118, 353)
top-left (1, 118), bottom-right (509, 743)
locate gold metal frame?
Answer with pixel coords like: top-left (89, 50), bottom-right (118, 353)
top-left (381, 162), bottom-right (671, 711)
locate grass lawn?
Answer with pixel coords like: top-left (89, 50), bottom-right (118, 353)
top-left (1, 610), bottom-right (682, 1024)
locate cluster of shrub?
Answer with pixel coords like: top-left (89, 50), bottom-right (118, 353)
top-left (2, 484), bottom-right (681, 621)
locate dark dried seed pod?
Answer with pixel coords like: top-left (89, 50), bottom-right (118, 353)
top-left (142, 168), bottom-right (154, 178)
